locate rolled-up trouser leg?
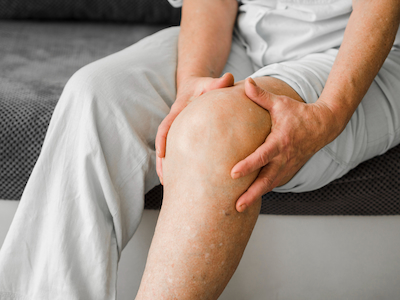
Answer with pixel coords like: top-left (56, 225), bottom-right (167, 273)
top-left (0, 27), bottom-right (180, 300)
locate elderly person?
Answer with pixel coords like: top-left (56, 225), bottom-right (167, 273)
top-left (1, 0), bottom-right (399, 299)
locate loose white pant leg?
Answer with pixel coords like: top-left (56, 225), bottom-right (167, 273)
top-left (0, 27), bottom-right (180, 300)
top-left (0, 26), bottom-right (255, 300)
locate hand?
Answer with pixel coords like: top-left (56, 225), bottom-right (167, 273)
top-left (156, 73), bottom-right (235, 184)
top-left (231, 78), bottom-right (340, 212)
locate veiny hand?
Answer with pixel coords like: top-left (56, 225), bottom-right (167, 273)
top-left (156, 73), bottom-right (235, 184)
top-left (232, 78), bottom-right (340, 212)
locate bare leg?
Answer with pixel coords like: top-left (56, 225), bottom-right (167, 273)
top-left (136, 78), bottom-right (304, 299)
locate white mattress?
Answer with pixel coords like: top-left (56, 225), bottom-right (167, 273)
top-left (1, 199), bottom-right (400, 299)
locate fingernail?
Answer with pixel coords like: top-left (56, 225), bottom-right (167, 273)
top-left (248, 77), bottom-right (257, 86)
top-left (238, 204), bottom-right (247, 212)
top-left (232, 172), bottom-right (243, 179)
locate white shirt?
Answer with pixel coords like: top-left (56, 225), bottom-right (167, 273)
top-left (168, 0), bottom-right (400, 67)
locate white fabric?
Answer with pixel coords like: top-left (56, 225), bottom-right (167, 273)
top-left (237, 0), bottom-right (351, 66)
top-left (0, 27), bottom-right (178, 300)
top-left (168, 0), bottom-right (400, 67)
top-left (0, 27), bottom-right (255, 300)
top-left (251, 48), bottom-right (400, 192)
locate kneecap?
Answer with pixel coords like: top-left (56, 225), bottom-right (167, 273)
top-left (163, 85), bottom-right (271, 190)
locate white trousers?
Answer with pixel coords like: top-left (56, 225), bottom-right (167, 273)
top-left (0, 26), bottom-right (254, 300)
top-left (1, 26), bottom-right (400, 299)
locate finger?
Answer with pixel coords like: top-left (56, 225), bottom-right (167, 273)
top-left (231, 134), bottom-right (280, 179)
top-left (155, 111), bottom-right (179, 158)
top-left (155, 117), bottom-right (171, 158)
top-left (206, 72), bottom-right (235, 92)
top-left (244, 77), bottom-right (276, 111)
top-left (236, 164), bottom-right (280, 212)
top-left (156, 156), bottom-right (163, 185)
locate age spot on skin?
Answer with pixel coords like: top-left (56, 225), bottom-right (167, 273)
top-left (221, 209), bottom-right (231, 216)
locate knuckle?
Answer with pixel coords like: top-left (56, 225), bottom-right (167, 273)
top-left (273, 96), bottom-right (285, 108)
top-left (261, 176), bottom-right (274, 189)
top-left (258, 88), bottom-right (268, 99)
top-left (257, 151), bottom-right (268, 167)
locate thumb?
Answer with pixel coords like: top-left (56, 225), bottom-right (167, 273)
top-left (245, 77), bottom-right (275, 111)
top-left (206, 72), bottom-right (235, 92)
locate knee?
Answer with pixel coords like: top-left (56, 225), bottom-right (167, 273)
top-left (61, 63), bottom-right (110, 108)
top-left (51, 63), bottom-right (125, 146)
top-left (163, 84), bottom-right (271, 188)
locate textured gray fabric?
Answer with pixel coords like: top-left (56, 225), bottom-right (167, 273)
top-left (0, 21), bottom-right (166, 199)
top-left (0, 0), bottom-right (181, 24)
top-left (1, 21), bottom-right (399, 215)
top-left (145, 144), bottom-right (400, 215)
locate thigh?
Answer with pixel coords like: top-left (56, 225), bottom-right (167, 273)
top-left (53, 27), bottom-right (181, 196)
top-left (55, 26), bottom-right (255, 195)
top-left (74, 25), bottom-right (254, 149)
top-left (251, 48), bottom-right (400, 192)
top-left (66, 26), bottom-right (181, 137)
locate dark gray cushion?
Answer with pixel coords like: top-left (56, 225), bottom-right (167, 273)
top-left (0, 0), bottom-right (181, 24)
top-left (1, 21), bottom-right (399, 215)
top-left (146, 145), bottom-right (400, 216)
top-left (0, 20), bottom-right (167, 199)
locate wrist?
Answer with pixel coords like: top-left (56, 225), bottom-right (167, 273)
top-left (314, 97), bottom-right (350, 145)
top-left (177, 74), bottom-right (200, 89)
top-left (176, 75), bottom-right (204, 97)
